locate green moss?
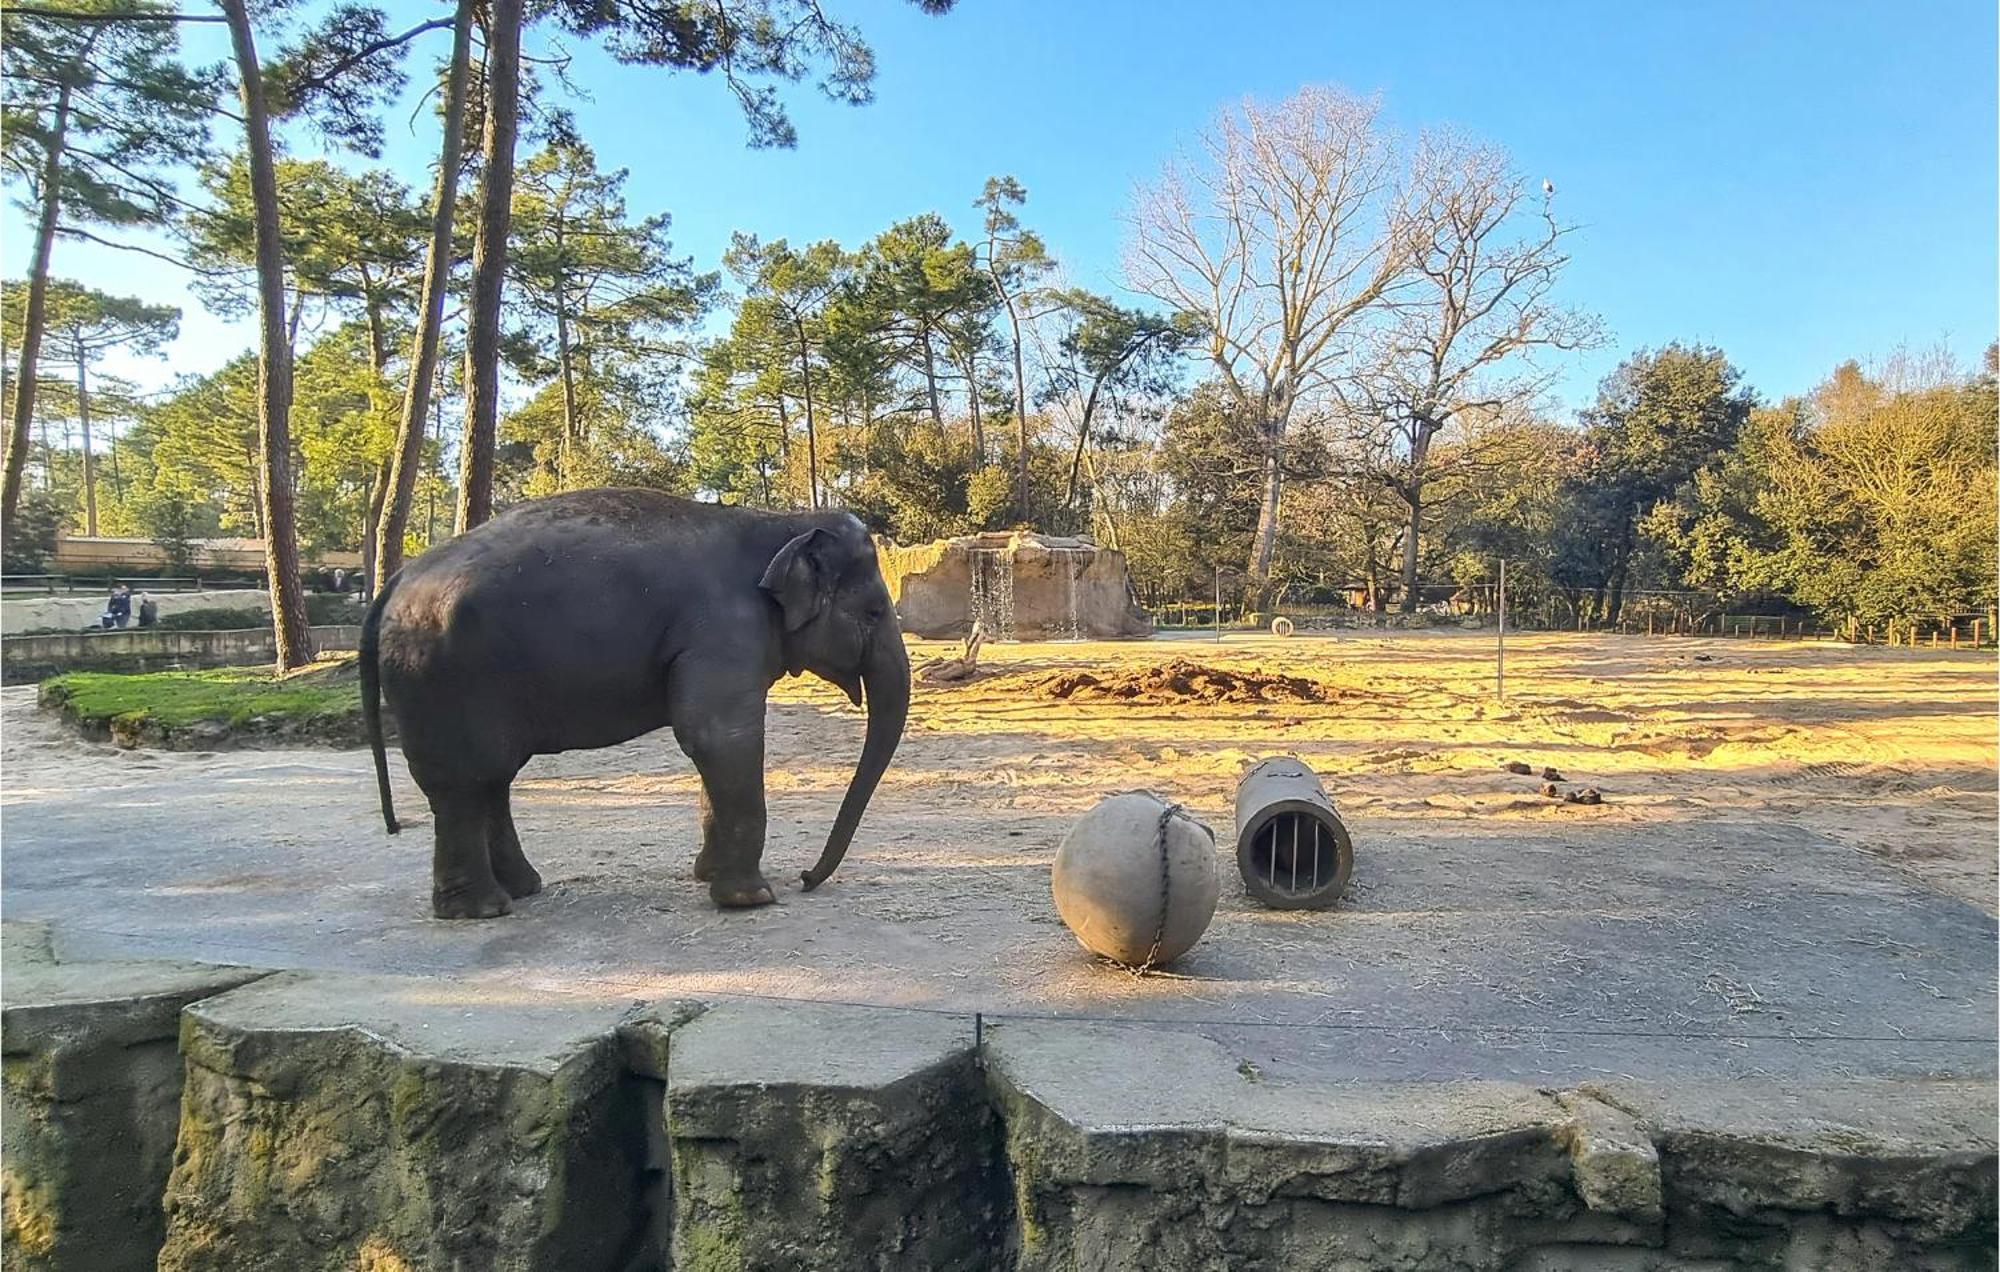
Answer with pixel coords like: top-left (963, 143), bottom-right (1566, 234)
top-left (676, 1203), bottom-right (748, 1272)
top-left (40, 663), bottom-right (361, 731)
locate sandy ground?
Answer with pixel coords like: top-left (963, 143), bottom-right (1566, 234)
top-left (876, 628), bottom-right (1998, 911)
top-left (4, 630), bottom-right (1994, 1084)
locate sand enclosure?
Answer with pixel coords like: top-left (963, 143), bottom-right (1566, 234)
top-left (885, 630), bottom-right (1998, 909)
top-left (4, 630), bottom-right (1993, 1084)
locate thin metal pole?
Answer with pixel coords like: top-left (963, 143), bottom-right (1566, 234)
top-left (1496, 559), bottom-right (1507, 700)
top-left (1215, 566), bottom-right (1222, 643)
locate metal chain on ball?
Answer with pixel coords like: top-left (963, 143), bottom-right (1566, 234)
top-left (1136, 801), bottom-right (1181, 977)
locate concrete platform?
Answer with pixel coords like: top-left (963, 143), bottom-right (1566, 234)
top-left (2, 941), bottom-right (1991, 1269)
top-left (3, 632), bottom-right (1996, 1267)
top-left (4, 682), bottom-right (1991, 1089)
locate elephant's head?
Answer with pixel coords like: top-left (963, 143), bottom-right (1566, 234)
top-left (759, 516), bottom-right (911, 890)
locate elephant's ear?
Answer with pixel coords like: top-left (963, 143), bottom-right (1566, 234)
top-left (760, 528), bottom-right (834, 631)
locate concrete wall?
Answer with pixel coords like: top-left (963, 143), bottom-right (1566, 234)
top-left (49, 537), bottom-right (361, 575)
top-left (3, 923), bottom-right (1992, 1272)
top-left (1, 625), bottom-right (362, 684)
top-left (1, 589), bottom-right (277, 637)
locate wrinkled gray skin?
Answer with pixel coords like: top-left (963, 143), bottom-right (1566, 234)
top-left (360, 488), bottom-right (910, 917)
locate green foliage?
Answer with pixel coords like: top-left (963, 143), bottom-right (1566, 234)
top-left (186, 157), bottom-right (425, 340)
top-left (2, 0), bottom-right (221, 235)
top-left (1542, 344), bottom-right (1756, 620)
top-left (500, 141), bottom-right (713, 494)
top-left (1751, 358), bottom-right (1997, 626)
top-left (2, 487), bottom-right (62, 572)
top-left (551, 0), bottom-right (955, 149)
top-left (145, 593), bottom-right (356, 631)
top-left (4, 278), bottom-right (179, 366)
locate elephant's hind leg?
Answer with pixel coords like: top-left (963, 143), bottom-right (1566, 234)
top-left (487, 783), bottom-right (544, 899)
top-left (425, 784), bottom-right (512, 919)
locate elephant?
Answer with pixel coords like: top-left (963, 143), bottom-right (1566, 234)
top-left (359, 488), bottom-right (910, 918)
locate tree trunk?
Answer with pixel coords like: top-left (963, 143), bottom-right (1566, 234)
top-left (1399, 483), bottom-right (1422, 612)
top-left (1007, 299), bottom-right (1029, 516)
top-left (1063, 379), bottom-right (1102, 509)
top-left (964, 346), bottom-right (983, 462)
top-left (356, 295), bottom-right (393, 596)
top-left (555, 288), bottom-right (577, 488)
top-left (919, 326), bottom-right (943, 429)
top-left (75, 340), bottom-right (97, 536)
top-left (794, 315), bottom-right (819, 509)
top-left (377, 0), bottom-right (473, 584)
top-left (359, 265), bottom-right (388, 371)
top-left (4, 76), bottom-right (73, 528)
top-left (106, 417), bottom-right (122, 499)
top-left (455, 0), bottom-right (521, 534)
top-left (360, 456), bottom-right (388, 594)
top-left (223, 0), bottom-right (314, 670)
top-left (1247, 422), bottom-right (1284, 610)
top-left (1398, 418), bottom-right (1435, 613)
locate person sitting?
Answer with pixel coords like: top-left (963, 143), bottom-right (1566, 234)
top-left (137, 593), bottom-right (158, 627)
top-left (103, 583), bottom-right (132, 630)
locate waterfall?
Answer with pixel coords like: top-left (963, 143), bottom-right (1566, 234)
top-left (1049, 547), bottom-right (1086, 641)
top-left (968, 548), bottom-right (1016, 641)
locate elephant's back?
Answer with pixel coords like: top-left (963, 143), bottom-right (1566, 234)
top-left (377, 489), bottom-right (769, 682)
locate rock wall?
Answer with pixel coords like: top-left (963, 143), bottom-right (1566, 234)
top-left (0, 925), bottom-right (264, 1272)
top-left (2, 625), bottom-right (362, 685)
top-left (1, 589), bottom-right (275, 637)
top-left (3, 923), bottom-right (1993, 1271)
top-left (878, 532), bottom-right (1152, 641)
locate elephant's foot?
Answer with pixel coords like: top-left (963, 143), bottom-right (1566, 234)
top-left (433, 881), bottom-right (513, 920)
top-left (709, 874), bottom-right (776, 909)
top-left (495, 860), bottom-right (544, 899)
top-left (691, 850), bottom-right (717, 883)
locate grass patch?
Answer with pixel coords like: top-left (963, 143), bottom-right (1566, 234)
top-left (40, 661), bottom-right (362, 734)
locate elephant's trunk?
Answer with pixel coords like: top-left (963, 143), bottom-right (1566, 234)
top-left (801, 622), bottom-right (909, 891)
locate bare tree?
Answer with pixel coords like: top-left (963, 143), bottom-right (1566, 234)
top-left (1348, 131), bottom-right (1599, 609)
top-left (1125, 86), bottom-right (1409, 606)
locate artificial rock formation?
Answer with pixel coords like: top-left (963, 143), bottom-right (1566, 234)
top-left (876, 531), bottom-right (1152, 641)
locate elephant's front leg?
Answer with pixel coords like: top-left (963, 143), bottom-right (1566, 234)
top-left (672, 698), bottom-right (775, 909)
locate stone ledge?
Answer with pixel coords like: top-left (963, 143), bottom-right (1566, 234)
top-left (3, 932), bottom-right (1993, 1272)
top-left (158, 971), bottom-right (669, 1271)
top-left (1, 923), bottom-right (267, 1272)
top-left (660, 1000), bottom-right (1010, 1271)
top-left (1588, 1079), bottom-right (1998, 1267)
top-left (984, 1018), bottom-right (1998, 1271)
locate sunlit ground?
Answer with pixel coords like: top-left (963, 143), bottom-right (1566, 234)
top-left (4, 629), bottom-right (1993, 1082)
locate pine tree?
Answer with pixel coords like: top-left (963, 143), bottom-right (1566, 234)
top-left (1, 0), bottom-right (219, 526)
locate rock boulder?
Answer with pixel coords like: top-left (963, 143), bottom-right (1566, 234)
top-left (877, 531), bottom-right (1152, 640)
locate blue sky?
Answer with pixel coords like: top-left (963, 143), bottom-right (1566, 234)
top-left (7, 0), bottom-right (1995, 410)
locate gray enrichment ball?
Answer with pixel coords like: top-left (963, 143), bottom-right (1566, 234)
top-left (1051, 791), bottom-right (1220, 967)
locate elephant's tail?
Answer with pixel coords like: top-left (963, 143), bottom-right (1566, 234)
top-left (361, 576), bottom-right (398, 835)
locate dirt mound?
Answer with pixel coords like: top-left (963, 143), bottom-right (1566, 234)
top-left (1023, 658), bottom-right (1333, 705)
